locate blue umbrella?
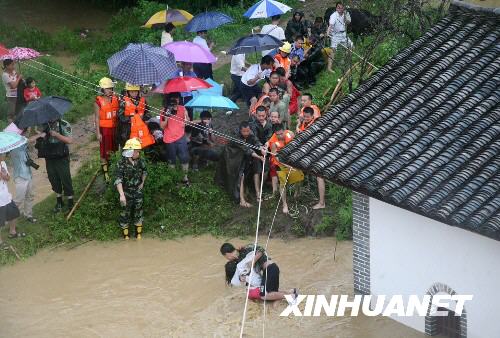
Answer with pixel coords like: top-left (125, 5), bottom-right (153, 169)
top-left (107, 43), bottom-right (178, 85)
top-left (0, 132), bottom-right (26, 154)
top-left (185, 95), bottom-right (239, 110)
top-left (244, 0), bottom-right (292, 19)
top-left (195, 78), bottom-right (223, 96)
top-left (18, 96), bottom-right (72, 128)
top-left (228, 34), bottom-right (283, 55)
top-left (185, 11), bottom-right (234, 32)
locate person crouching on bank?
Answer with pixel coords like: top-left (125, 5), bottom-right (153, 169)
top-left (114, 138), bottom-right (147, 240)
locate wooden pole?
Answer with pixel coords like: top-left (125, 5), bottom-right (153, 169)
top-left (322, 61), bottom-right (360, 113)
top-left (66, 169), bottom-right (100, 221)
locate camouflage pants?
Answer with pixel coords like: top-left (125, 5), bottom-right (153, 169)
top-left (119, 189), bottom-right (144, 228)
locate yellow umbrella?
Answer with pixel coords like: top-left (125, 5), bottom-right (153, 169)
top-left (142, 9), bottom-right (193, 28)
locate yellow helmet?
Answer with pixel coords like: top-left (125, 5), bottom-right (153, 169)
top-left (279, 42), bottom-right (292, 54)
top-left (125, 83), bottom-right (141, 91)
top-left (123, 138), bottom-right (142, 150)
top-left (99, 77), bottom-right (114, 89)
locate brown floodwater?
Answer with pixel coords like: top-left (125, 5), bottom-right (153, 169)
top-left (2, 0), bottom-right (111, 33)
top-left (0, 236), bottom-right (424, 337)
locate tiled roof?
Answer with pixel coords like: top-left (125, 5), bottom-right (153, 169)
top-left (279, 2), bottom-right (500, 240)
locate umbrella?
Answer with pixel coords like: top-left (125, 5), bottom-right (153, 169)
top-left (143, 9), bottom-right (193, 28)
top-left (0, 132), bottom-right (27, 154)
top-left (162, 41), bottom-right (216, 63)
top-left (185, 11), bottom-right (234, 32)
top-left (0, 47), bottom-right (40, 60)
top-left (185, 94), bottom-right (238, 110)
top-left (194, 78), bottom-right (223, 96)
top-left (228, 34), bottom-right (283, 55)
top-left (0, 44), bottom-right (10, 57)
top-left (244, 0), bottom-right (292, 19)
top-left (107, 43), bottom-right (177, 84)
top-left (18, 96), bottom-right (72, 128)
top-left (163, 77), bottom-right (212, 93)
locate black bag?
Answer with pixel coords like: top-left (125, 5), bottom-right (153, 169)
top-left (35, 122), bottom-right (70, 159)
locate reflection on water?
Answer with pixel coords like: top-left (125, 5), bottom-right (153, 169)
top-left (2, 0), bottom-right (111, 33)
top-left (0, 236), bottom-right (425, 337)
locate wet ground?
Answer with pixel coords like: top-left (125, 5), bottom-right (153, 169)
top-left (0, 236), bottom-right (425, 337)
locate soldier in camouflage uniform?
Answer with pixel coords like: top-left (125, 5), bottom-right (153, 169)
top-left (114, 138), bottom-right (147, 240)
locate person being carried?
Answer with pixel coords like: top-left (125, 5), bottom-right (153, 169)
top-left (268, 123), bottom-right (294, 214)
top-left (296, 108), bottom-right (326, 210)
top-left (23, 77), bottom-right (42, 103)
top-left (115, 138), bottom-right (147, 240)
top-left (221, 242), bottom-right (298, 302)
top-left (95, 77), bottom-right (119, 182)
top-left (189, 110), bottom-right (220, 171)
top-left (240, 55), bottom-right (274, 108)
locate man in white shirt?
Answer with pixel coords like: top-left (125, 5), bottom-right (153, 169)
top-left (230, 54), bottom-right (248, 102)
top-left (240, 55), bottom-right (274, 107)
top-left (192, 30), bottom-right (214, 79)
top-left (327, 2), bottom-right (353, 73)
top-left (260, 15), bottom-right (286, 56)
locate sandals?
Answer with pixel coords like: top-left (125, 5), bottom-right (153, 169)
top-left (8, 232), bottom-right (27, 239)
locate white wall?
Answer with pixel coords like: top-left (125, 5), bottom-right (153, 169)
top-left (370, 198), bottom-right (500, 338)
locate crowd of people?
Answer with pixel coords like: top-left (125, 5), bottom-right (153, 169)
top-left (0, 2), bottom-right (353, 246)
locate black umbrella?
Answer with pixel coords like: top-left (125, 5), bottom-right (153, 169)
top-left (18, 96), bottom-right (72, 128)
top-left (227, 34), bottom-right (283, 55)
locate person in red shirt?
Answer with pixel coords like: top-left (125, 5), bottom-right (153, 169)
top-left (23, 77), bottom-right (42, 103)
top-left (296, 107), bottom-right (326, 210)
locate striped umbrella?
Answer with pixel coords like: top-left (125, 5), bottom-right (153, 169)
top-left (107, 43), bottom-right (178, 85)
top-left (243, 0), bottom-right (292, 19)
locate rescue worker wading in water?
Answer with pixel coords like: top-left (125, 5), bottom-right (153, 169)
top-left (117, 84), bottom-right (155, 150)
top-left (115, 138), bottom-right (147, 240)
top-left (94, 77), bottom-right (119, 182)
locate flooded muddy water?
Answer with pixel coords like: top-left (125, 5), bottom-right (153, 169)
top-left (0, 236), bottom-right (424, 337)
top-left (2, 0), bottom-right (111, 33)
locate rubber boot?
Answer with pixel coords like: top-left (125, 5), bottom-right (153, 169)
top-left (53, 196), bottom-right (64, 213)
top-left (102, 163), bottom-right (110, 183)
top-left (122, 227), bottom-right (130, 240)
top-left (67, 197), bottom-right (74, 211)
top-left (135, 224), bottom-right (142, 240)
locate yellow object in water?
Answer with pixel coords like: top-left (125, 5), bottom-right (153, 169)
top-left (142, 9), bottom-right (193, 28)
top-left (277, 165), bottom-right (304, 186)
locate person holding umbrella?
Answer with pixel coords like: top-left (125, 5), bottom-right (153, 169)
top-left (192, 31), bottom-right (214, 80)
top-left (161, 23), bottom-right (175, 46)
top-left (95, 77), bottom-right (119, 183)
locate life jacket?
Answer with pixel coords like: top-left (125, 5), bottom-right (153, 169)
top-left (250, 95), bottom-right (270, 115)
top-left (129, 114), bottom-right (155, 148)
top-left (123, 96), bottom-right (146, 117)
top-left (268, 130), bottom-right (294, 166)
top-left (274, 54), bottom-right (291, 73)
top-left (97, 95), bottom-right (119, 128)
top-left (300, 105), bottom-right (321, 119)
top-left (298, 118), bottom-right (316, 132)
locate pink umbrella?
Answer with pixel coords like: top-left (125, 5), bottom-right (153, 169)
top-left (0, 47), bottom-right (41, 60)
top-left (0, 44), bottom-right (10, 57)
top-left (162, 41), bottom-right (216, 63)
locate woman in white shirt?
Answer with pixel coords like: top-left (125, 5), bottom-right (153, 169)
top-left (2, 59), bottom-right (22, 122)
top-left (160, 23), bottom-right (175, 46)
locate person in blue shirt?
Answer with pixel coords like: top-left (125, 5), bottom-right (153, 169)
top-left (290, 35), bottom-right (305, 62)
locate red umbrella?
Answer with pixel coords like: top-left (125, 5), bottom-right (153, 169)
top-left (0, 44), bottom-right (10, 57)
top-left (163, 76), bottom-right (211, 94)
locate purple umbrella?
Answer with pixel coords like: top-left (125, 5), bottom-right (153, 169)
top-left (162, 41), bottom-right (216, 63)
top-left (0, 47), bottom-right (41, 60)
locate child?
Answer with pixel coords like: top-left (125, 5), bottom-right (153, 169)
top-left (115, 138), bottom-right (147, 240)
top-left (23, 77), bottom-right (42, 103)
